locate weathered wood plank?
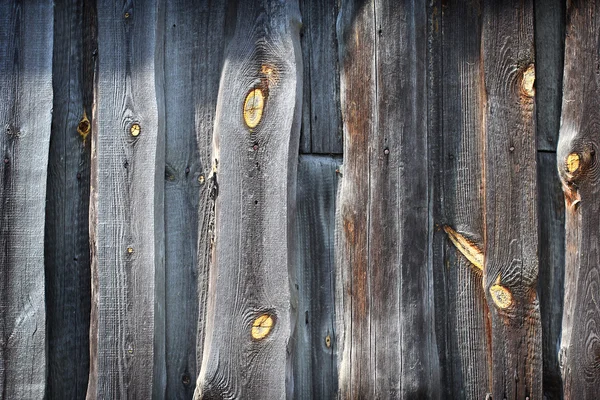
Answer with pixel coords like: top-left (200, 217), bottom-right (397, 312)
top-left (45, 0), bottom-right (96, 397)
top-left (558, 1), bottom-right (600, 397)
top-left (0, 1), bottom-right (53, 398)
top-left (298, 0), bottom-right (342, 154)
top-left (87, 1), bottom-right (165, 398)
top-left (537, 152), bottom-right (565, 399)
top-left (194, 1), bottom-right (302, 398)
top-left (534, 0), bottom-right (565, 151)
top-left (336, 0), bottom-right (439, 397)
top-left (291, 155), bottom-right (340, 399)
top-left (481, 1), bottom-right (542, 398)
top-left (432, 1), bottom-right (491, 397)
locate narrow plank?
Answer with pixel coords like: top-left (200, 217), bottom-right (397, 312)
top-left (537, 152), bottom-right (565, 399)
top-left (87, 1), bottom-right (165, 398)
top-left (298, 0), bottom-right (342, 154)
top-left (45, 0), bottom-right (96, 397)
top-left (291, 155), bottom-right (340, 399)
top-left (557, 1), bottom-right (600, 397)
top-left (194, 1), bottom-right (302, 398)
top-left (0, 1), bottom-right (53, 398)
top-left (481, 1), bottom-right (542, 398)
top-left (336, 0), bottom-right (439, 397)
top-left (534, 0), bottom-right (565, 151)
top-left (432, 0), bottom-right (491, 397)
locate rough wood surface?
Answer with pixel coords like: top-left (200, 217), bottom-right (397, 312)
top-left (194, 1), bottom-right (302, 398)
top-left (45, 0), bottom-right (96, 397)
top-left (558, 1), bottom-right (600, 397)
top-left (291, 155), bottom-right (340, 399)
top-left (431, 1), bottom-right (491, 397)
top-left (0, 1), bottom-right (53, 398)
top-left (336, 0), bottom-right (439, 397)
top-left (87, 1), bottom-right (165, 398)
top-left (481, 1), bottom-right (542, 398)
top-left (298, 0), bottom-right (342, 154)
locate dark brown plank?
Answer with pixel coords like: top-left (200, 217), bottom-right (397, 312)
top-left (87, 1), bottom-right (165, 398)
top-left (45, 0), bottom-right (96, 397)
top-left (291, 155), bottom-right (340, 399)
top-left (557, 1), bottom-right (600, 397)
top-left (481, 1), bottom-right (542, 398)
top-left (298, 0), bottom-right (342, 154)
top-left (194, 1), bottom-right (302, 398)
top-left (432, 0), bottom-right (491, 397)
top-left (0, 1), bottom-right (53, 398)
top-left (336, 0), bottom-right (440, 397)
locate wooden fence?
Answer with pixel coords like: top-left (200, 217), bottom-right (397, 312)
top-left (0, 0), bottom-right (597, 398)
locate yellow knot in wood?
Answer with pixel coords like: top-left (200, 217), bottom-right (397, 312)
top-left (251, 314), bottom-right (273, 340)
top-left (566, 153), bottom-right (580, 174)
top-left (489, 278), bottom-right (513, 310)
top-left (130, 123), bottom-right (141, 137)
top-left (325, 335), bottom-right (331, 348)
top-left (78, 110), bottom-right (90, 140)
top-left (243, 89), bottom-right (264, 129)
top-left (443, 225), bottom-right (483, 273)
top-left (521, 64), bottom-right (535, 97)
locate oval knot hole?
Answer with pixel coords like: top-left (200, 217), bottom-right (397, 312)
top-left (252, 314), bottom-right (274, 340)
top-left (244, 89), bottom-right (265, 129)
top-left (490, 283), bottom-right (513, 310)
top-left (566, 152), bottom-right (580, 174)
top-left (78, 111), bottom-right (90, 140)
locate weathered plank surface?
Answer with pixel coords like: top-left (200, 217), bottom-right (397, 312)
top-left (291, 155), bottom-right (340, 399)
top-left (163, 1), bottom-right (227, 397)
top-left (298, 0), bottom-right (342, 154)
top-left (481, 1), bottom-right (542, 398)
top-left (558, 1), bottom-right (600, 397)
top-left (336, 0), bottom-right (439, 397)
top-left (432, 1), bottom-right (491, 398)
top-left (87, 1), bottom-right (165, 398)
top-left (45, 0), bottom-right (96, 397)
top-left (0, 1), bottom-right (53, 398)
top-left (194, 1), bottom-right (302, 398)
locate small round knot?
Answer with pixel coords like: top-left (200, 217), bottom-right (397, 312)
top-left (251, 314), bottom-right (274, 340)
top-left (566, 152), bottom-right (580, 174)
top-left (489, 279), bottom-right (513, 310)
top-left (243, 89), bottom-right (265, 129)
top-left (130, 123), bottom-right (141, 137)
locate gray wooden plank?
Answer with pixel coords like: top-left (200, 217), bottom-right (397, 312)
top-left (194, 1), bottom-right (302, 398)
top-left (431, 1), bottom-right (491, 398)
top-left (557, 1), bottom-right (600, 397)
top-left (336, 0), bottom-right (440, 397)
top-left (0, 1), bottom-right (53, 398)
top-left (537, 152), bottom-right (565, 399)
top-left (86, 1), bottom-right (165, 398)
top-left (535, 0), bottom-right (565, 151)
top-left (481, 1), bottom-right (542, 398)
top-left (291, 154), bottom-right (340, 400)
top-left (298, 0), bottom-right (342, 154)
top-left (45, 0), bottom-right (95, 397)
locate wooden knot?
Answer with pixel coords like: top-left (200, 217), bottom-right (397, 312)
top-left (521, 64), bottom-right (535, 97)
top-left (443, 225), bottom-right (483, 273)
top-left (489, 277), bottom-right (513, 310)
top-left (78, 110), bottom-right (90, 140)
top-left (325, 335), bottom-right (331, 348)
top-left (243, 89), bottom-right (265, 129)
top-left (130, 123), bottom-right (141, 137)
top-left (251, 314), bottom-right (274, 340)
top-left (566, 152), bottom-right (580, 175)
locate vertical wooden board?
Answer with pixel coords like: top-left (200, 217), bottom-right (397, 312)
top-left (534, 0), bottom-right (565, 151)
top-left (195, 1), bottom-right (302, 398)
top-left (298, 0), bottom-right (342, 154)
top-left (336, 0), bottom-right (439, 397)
top-left (537, 152), bottom-right (565, 399)
top-left (0, 1), bottom-right (53, 398)
top-left (45, 0), bottom-right (95, 397)
top-left (432, 0), bottom-right (491, 398)
top-left (557, 1), bottom-right (600, 397)
top-left (481, 1), bottom-right (542, 398)
top-left (292, 155), bottom-right (340, 399)
top-left (87, 1), bottom-right (165, 398)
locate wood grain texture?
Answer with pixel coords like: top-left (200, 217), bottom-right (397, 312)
top-left (298, 0), bottom-right (342, 154)
top-left (0, 1), bottom-right (53, 398)
top-left (558, 1), bottom-right (600, 397)
top-left (87, 0), bottom-right (165, 398)
top-left (291, 155), bottom-right (340, 399)
top-left (481, 1), bottom-right (542, 398)
top-left (336, 0), bottom-right (439, 397)
top-left (45, 0), bottom-right (96, 397)
top-left (431, 1), bottom-right (491, 397)
top-left (194, 1), bottom-right (302, 398)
